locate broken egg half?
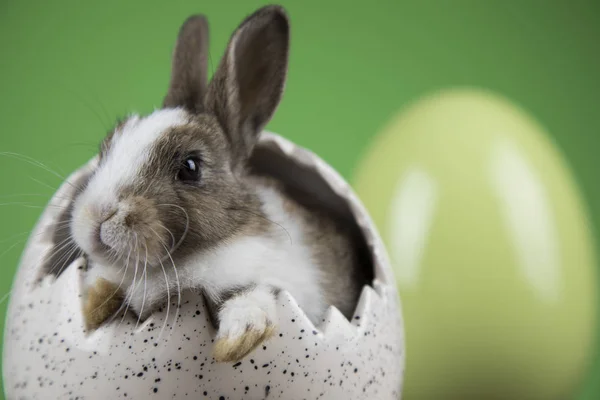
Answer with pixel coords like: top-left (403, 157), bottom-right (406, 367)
top-left (2, 133), bottom-right (405, 399)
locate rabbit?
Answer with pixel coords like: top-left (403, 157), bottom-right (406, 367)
top-left (57, 5), bottom-right (371, 363)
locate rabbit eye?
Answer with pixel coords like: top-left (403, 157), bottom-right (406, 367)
top-left (177, 155), bottom-right (201, 182)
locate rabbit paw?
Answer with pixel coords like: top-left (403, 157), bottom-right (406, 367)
top-left (213, 288), bottom-right (277, 362)
top-left (82, 278), bottom-right (124, 332)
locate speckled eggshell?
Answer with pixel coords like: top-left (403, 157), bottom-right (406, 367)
top-left (3, 133), bottom-right (405, 400)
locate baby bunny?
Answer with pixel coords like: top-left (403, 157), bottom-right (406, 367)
top-left (60, 5), bottom-right (371, 362)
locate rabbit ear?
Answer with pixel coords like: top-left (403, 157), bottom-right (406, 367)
top-left (163, 15), bottom-right (210, 114)
top-left (205, 5), bottom-right (290, 166)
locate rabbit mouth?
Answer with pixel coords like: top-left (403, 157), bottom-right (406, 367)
top-left (89, 224), bottom-right (112, 255)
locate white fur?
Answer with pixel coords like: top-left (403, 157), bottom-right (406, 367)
top-left (95, 109), bottom-right (188, 194)
top-left (84, 261), bottom-right (120, 288)
top-left (216, 286), bottom-right (277, 339)
top-left (191, 184), bottom-right (324, 319)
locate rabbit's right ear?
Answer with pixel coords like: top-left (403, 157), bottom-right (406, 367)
top-left (163, 15), bottom-right (210, 114)
top-left (205, 5), bottom-right (290, 167)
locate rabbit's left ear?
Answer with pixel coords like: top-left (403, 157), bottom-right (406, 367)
top-left (163, 15), bottom-right (210, 114)
top-left (205, 5), bottom-right (290, 165)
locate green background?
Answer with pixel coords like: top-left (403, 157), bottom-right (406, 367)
top-left (0, 0), bottom-right (598, 398)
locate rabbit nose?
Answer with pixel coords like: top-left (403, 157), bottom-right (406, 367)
top-left (101, 208), bottom-right (118, 223)
top-left (101, 207), bottom-right (135, 229)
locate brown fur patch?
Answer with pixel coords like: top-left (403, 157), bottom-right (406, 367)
top-left (82, 278), bottom-right (125, 332)
top-left (213, 324), bottom-right (276, 363)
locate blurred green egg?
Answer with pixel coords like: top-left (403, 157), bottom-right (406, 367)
top-left (353, 88), bottom-right (597, 400)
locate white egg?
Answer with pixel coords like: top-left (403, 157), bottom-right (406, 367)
top-left (2, 133), bottom-right (405, 400)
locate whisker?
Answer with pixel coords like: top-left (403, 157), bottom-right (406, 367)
top-left (227, 206), bottom-right (293, 245)
top-left (155, 204), bottom-right (190, 255)
top-left (0, 231), bottom-right (63, 267)
top-left (0, 290), bottom-right (13, 307)
top-left (157, 222), bottom-right (176, 249)
top-left (87, 91), bottom-right (113, 132)
top-left (52, 78), bottom-right (112, 135)
top-left (151, 226), bottom-right (182, 343)
top-left (0, 231), bottom-right (35, 244)
top-left (0, 202), bottom-right (50, 210)
top-left (156, 252), bottom-right (171, 348)
top-left (134, 243), bottom-right (149, 330)
top-left (89, 246), bottom-right (132, 316)
top-left (42, 237), bottom-right (78, 274)
top-left (29, 237), bottom-right (71, 271)
top-left (48, 238), bottom-right (77, 269)
top-left (61, 142), bottom-right (101, 152)
top-left (208, 48), bottom-right (215, 79)
top-left (0, 219), bottom-right (73, 254)
top-left (0, 193), bottom-right (71, 201)
top-left (28, 176), bottom-right (63, 193)
top-left (119, 234), bottom-right (140, 327)
top-left (54, 243), bottom-right (81, 276)
top-left (48, 220), bottom-right (76, 229)
top-left (0, 238), bottom-right (29, 261)
top-left (0, 152), bottom-right (76, 190)
top-left (0, 203), bottom-right (70, 215)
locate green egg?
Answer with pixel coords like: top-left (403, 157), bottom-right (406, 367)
top-left (353, 88), bottom-right (597, 400)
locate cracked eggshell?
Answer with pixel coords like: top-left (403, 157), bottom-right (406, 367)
top-left (2, 133), bottom-right (405, 400)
